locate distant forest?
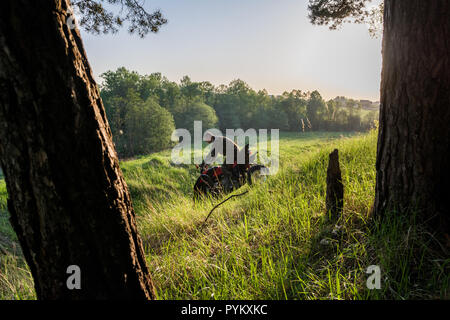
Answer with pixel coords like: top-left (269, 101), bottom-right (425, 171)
top-left (100, 67), bottom-right (379, 157)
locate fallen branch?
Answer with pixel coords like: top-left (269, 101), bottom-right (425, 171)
top-left (202, 190), bottom-right (249, 226)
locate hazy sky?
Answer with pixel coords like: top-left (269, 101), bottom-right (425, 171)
top-left (81, 0), bottom-right (382, 101)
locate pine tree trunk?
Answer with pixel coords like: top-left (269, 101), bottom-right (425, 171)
top-left (0, 0), bottom-right (155, 299)
top-left (375, 0), bottom-right (450, 232)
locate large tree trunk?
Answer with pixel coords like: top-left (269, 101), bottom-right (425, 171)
top-left (0, 0), bottom-right (155, 299)
top-left (375, 0), bottom-right (450, 233)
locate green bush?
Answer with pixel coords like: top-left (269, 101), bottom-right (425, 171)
top-left (174, 101), bottom-right (218, 132)
top-left (121, 98), bottom-right (175, 157)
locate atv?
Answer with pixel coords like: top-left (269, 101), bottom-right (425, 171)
top-left (193, 144), bottom-right (268, 200)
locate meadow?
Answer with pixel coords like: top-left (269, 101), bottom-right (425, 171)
top-left (0, 131), bottom-right (448, 299)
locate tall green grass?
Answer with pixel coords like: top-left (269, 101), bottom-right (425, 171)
top-left (130, 131), bottom-right (376, 299)
top-left (0, 131), bottom-right (448, 299)
top-left (0, 180), bottom-right (35, 300)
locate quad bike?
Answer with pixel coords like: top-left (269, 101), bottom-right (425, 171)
top-left (193, 144), bottom-right (268, 200)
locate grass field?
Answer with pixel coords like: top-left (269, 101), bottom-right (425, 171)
top-left (0, 131), bottom-right (448, 300)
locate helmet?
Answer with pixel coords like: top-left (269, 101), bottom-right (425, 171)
top-left (204, 131), bottom-right (215, 143)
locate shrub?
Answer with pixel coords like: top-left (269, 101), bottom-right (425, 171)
top-left (122, 98), bottom-right (175, 157)
top-left (174, 101), bottom-right (218, 132)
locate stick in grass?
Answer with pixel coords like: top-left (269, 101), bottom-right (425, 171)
top-left (202, 191), bottom-right (249, 226)
top-left (326, 149), bottom-right (344, 220)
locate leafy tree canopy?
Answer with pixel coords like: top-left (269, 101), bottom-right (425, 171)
top-left (100, 67), bottom-right (378, 158)
top-left (308, 0), bottom-right (383, 37)
top-left (175, 101), bottom-right (219, 133)
top-left (71, 0), bottom-right (167, 37)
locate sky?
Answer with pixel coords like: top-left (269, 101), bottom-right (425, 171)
top-left (80, 0), bottom-right (382, 101)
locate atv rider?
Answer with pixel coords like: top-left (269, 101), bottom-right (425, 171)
top-left (203, 132), bottom-right (248, 183)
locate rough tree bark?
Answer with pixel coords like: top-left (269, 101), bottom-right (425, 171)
top-left (0, 0), bottom-right (155, 299)
top-left (375, 0), bottom-right (450, 232)
top-left (326, 149), bottom-right (343, 220)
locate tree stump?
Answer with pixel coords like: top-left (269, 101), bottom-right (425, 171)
top-left (326, 149), bottom-right (344, 220)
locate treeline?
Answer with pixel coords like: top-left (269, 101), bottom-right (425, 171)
top-left (100, 67), bottom-right (379, 157)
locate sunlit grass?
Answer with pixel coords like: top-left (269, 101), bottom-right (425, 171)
top-left (0, 131), bottom-right (448, 299)
top-left (129, 131), bottom-right (377, 299)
